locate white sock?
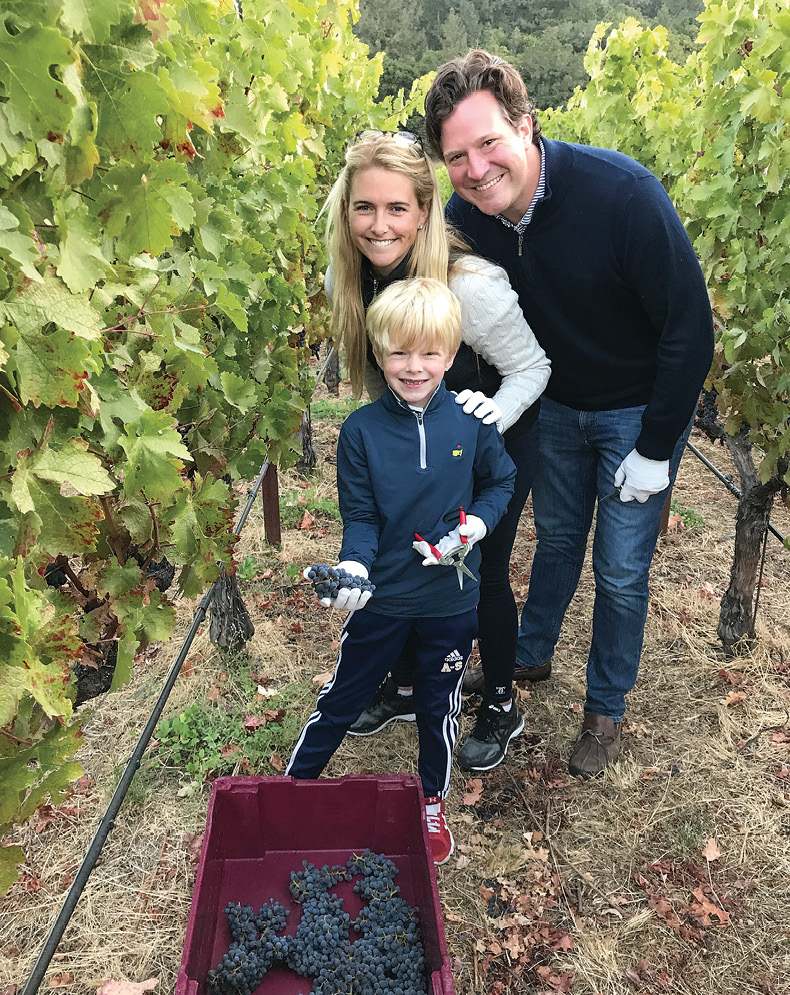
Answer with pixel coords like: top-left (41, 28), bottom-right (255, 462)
top-left (500, 700), bottom-right (512, 712)
top-left (397, 688), bottom-right (413, 697)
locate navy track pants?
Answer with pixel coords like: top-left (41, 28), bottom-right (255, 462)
top-left (286, 608), bottom-right (477, 798)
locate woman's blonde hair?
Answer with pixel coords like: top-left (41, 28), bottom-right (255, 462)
top-left (366, 277), bottom-right (462, 359)
top-left (324, 133), bottom-right (450, 396)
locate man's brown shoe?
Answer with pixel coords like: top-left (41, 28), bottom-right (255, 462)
top-left (568, 712), bottom-right (622, 778)
top-left (463, 658), bottom-right (552, 694)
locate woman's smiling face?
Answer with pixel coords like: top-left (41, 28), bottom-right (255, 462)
top-left (347, 167), bottom-right (429, 276)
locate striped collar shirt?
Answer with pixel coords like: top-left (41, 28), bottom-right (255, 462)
top-left (496, 137), bottom-right (547, 233)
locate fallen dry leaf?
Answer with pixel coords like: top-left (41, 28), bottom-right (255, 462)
top-left (462, 778), bottom-right (484, 806)
top-left (269, 753), bottom-right (285, 771)
top-left (770, 729), bottom-right (790, 745)
top-left (298, 510), bottom-right (315, 530)
top-left (96, 980), bottom-right (159, 995)
top-left (723, 690), bottom-right (748, 706)
top-left (48, 974), bottom-right (73, 988)
top-left (718, 669), bottom-right (746, 686)
top-left (242, 714), bottom-right (267, 731)
top-left (312, 670), bottom-right (334, 686)
top-left (701, 838), bottom-right (721, 861)
top-left (182, 832), bottom-right (204, 869)
top-left (690, 885), bottom-right (730, 924)
top-left (666, 513), bottom-right (684, 531)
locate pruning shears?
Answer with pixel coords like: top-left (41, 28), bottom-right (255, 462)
top-left (414, 506), bottom-right (477, 589)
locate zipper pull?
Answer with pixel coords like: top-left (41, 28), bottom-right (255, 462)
top-left (518, 233), bottom-right (523, 257)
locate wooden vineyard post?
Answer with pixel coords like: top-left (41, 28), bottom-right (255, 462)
top-left (658, 487), bottom-right (673, 537)
top-left (261, 463), bottom-right (282, 545)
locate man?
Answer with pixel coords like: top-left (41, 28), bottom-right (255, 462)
top-left (424, 50), bottom-right (713, 777)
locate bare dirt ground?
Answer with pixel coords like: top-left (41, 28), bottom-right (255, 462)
top-left (3, 381), bottom-right (790, 995)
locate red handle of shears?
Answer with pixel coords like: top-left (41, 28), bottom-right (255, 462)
top-left (459, 506), bottom-right (468, 544)
top-left (414, 533), bottom-right (442, 560)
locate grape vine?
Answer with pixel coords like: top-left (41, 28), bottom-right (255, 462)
top-left (0, 0), bottom-right (429, 892)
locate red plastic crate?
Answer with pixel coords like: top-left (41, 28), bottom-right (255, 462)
top-left (176, 774), bottom-right (455, 995)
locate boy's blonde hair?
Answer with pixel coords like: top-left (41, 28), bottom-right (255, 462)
top-left (366, 278), bottom-right (461, 358)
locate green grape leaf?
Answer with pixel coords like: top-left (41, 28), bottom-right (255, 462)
top-left (87, 60), bottom-right (169, 159)
top-left (214, 284), bottom-right (248, 332)
top-left (109, 626), bottom-right (138, 691)
top-left (0, 719), bottom-right (83, 829)
top-left (97, 160), bottom-right (195, 256)
top-left (61, 0), bottom-right (134, 44)
top-left (0, 204), bottom-right (43, 284)
top-left (55, 198), bottom-right (111, 294)
top-left (7, 327), bottom-right (96, 409)
top-left (0, 24), bottom-right (75, 143)
top-left (0, 845), bottom-right (25, 896)
top-left (220, 371), bottom-right (257, 413)
top-left (1, 275), bottom-right (102, 341)
top-left (29, 437), bottom-right (115, 496)
top-left (97, 558), bottom-right (143, 597)
top-left (14, 478), bottom-right (104, 558)
top-left (117, 407), bottom-right (191, 502)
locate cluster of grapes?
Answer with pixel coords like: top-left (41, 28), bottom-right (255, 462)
top-left (205, 900), bottom-right (290, 995)
top-left (306, 564), bottom-right (375, 602)
top-left (206, 850), bottom-right (427, 995)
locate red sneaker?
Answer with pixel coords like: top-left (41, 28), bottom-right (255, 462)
top-left (424, 796), bottom-right (454, 865)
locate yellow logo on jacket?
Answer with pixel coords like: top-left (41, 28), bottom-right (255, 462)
top-left (452, 443), bottom-right (463, 457)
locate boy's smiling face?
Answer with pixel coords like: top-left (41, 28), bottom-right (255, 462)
top-left (375, 339), bottom-right (455, 409)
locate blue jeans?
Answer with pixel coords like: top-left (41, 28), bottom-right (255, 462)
top-left (515, 398), bottom-right (693, 721)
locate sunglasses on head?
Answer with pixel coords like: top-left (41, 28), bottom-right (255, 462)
top-left (354, 130), bottom-right (423, 150)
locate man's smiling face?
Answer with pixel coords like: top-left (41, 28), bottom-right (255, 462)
top-left (441, 90), bottom-right (537, 225)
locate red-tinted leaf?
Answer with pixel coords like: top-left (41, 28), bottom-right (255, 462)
top-left (95, 980), bottom-right (159, 995)
top-left (243, 714), bottom-right (267, 731)
top-left (269, 753), bottom-right (284, 772)
top-left (48, 974), bottom-right (73, 988)
top-left (182, 832), bottom-right (204, 869)
top-left (701, 838), bottom-right (721, 861)
top-left (462, 778), bottom-right (484, 806)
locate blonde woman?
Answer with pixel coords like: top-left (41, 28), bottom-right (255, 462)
top-left (322, 131), bottom-right (550, 771)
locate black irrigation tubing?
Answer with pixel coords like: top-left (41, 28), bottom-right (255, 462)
top-left (21, 457), bottom-right (272, 995)
top-left (686, 440), bottom-right (787, 545)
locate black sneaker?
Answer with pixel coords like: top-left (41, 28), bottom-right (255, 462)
top-left (347, 681), bottom-right (416, 736)
top-left (457, 701), bottom-right (524, 771)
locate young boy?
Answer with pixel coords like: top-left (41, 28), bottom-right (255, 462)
top-left (285, 278), bottom-right (516, 864)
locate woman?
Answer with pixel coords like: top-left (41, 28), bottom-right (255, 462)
top-left (323, 130), bottom-right (550, 772)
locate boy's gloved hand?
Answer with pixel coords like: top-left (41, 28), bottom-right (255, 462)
top-left (454, 389), bottom-right (502, 426)
top-left (412, 516), bottom-right (487, 566)
top-left (614, 449), bottom-right (670, 503)
top-left (302, 560), bottom-right (372, 611)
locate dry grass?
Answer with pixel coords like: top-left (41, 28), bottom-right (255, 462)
top-left (2, 383), bottom-right (790, 995)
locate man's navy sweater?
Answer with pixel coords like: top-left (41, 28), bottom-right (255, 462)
top-left (337, 383), bottom-right (516, 618)
top-left (446, 138), bottom-right (714, 461)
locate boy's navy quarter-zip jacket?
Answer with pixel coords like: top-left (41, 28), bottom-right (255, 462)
top-left (337, 382), bottom-right (516, 618)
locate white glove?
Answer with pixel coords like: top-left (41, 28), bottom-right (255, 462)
top-left (412, 516), bottom-right (487, 566)
top-left (454, 389), bottom-right (502, 426)
top-left (614, 449), bottom-right (670, 504)
top-left (303, 560), bottom-right (372, 611)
